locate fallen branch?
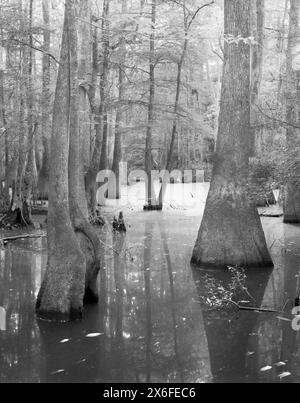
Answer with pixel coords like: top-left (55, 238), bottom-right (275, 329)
top-left (223, 299), bottom-right (283, 314)
top-left (0, 233), bottom-right (46, 243)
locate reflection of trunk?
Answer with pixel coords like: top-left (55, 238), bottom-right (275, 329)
top-left (144, 221), bottom-right (154, 382)
top-left (145, 0), bottom-right (156, 207)
top-left (283, 0), bottom-right (300, 223)
top-left (192, 0), bottom-right (272, 268)
top-left (38, 304), bottom-right (105, 382)
top-left (113, 233), bottom-right (126, 379)
top-left (193, 267), bottom-right (272, 382)
top-left (159, 221), bottom-right (183, 382)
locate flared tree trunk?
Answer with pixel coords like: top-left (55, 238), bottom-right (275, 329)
top-left (283, 0), bottom-right (300, 223)
top-left (36, 0), bottom-right (100, 321)
top-left (191, 0), bottom-right (272, 268)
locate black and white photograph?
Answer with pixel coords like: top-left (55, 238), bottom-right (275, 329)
top-left (0, 0), bottom-right (299, 386)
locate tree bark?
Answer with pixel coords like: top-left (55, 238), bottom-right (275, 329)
top-left (145, 0), bottom-right (156, 208)
top-left (1, 2), bottom-right (33, 228)
top-left (36, 0), bottom-right (94, 321)
top-left (37, 0), bottom-right (51, 201)
top-left (250, 0), bottom-right (265, 156)
top-left (85, 0), bottom-right (110, 213)
top-left (110, 0), bottom-right (127, 200)
top-left (158, 5), bottom-right (188, 207)
top-left (283, 0), bottom-right (300, 223)
top-left (77, 0), bottom-right (91, 218)
top-left (191, 0), bottom-right (272, 268)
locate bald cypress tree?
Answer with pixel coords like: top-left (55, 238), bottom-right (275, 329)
top-left (192, 0), bottom-right (272, 268)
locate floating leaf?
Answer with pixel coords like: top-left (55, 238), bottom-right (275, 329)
top-left (275, 362), bottom-right (286, 367)
top-left (86, 333), bottom-right (103, 338)
top-left (278, 372), bottom-right (291, 379)
top-left (51, 369), bottom-right (65, 375)
top-left (60, 339), bottom-right (70, 344)
top-left (260, 365), bottom-right (272, 372)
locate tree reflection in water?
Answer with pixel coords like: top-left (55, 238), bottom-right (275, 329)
top-left (1, 214), bottom-right (300, 383)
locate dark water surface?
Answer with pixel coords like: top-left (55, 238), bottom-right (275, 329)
top-left (0, 212), bottom-right (300, 383)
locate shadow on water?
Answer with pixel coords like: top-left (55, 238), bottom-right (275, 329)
top-left (1, 214), bottom-right (300, 382)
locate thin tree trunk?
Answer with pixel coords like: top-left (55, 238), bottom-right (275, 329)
top-left (191, 0), bottom-right (272, 268)
top-left (38, 0), bottom-right (51, 201)
top-left (1, 2), bottom-right (33, 228)
top-left (283, 0), bottom-right (300, 223)
top-left (144, 0), bottom-right (156, 208)
top-left (85, 0), bottom-right (110, 213)
top-left (85, 21), bottom-right (99, 215)
top-left (158, 9), bottom-right (188, 207)
top-left (110, 0), bottom-right (127, 200)
top-left (111, 67), bottom-right (125, 199)
top-left (24, 0), bottom-right (37, 205)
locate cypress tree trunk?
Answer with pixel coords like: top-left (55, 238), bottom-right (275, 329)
top-left (85, 0), bottom-right (110, 212)
top-left (110, 0), bottom-right (127, 200)
top-left (77, 0), bottom-right (91, 218)
top-left (191, 0), bottom-right (272, 268)
top-left (250, 0), bottom-right (265, 156)
top-left (144, 0), bottom-right (156, 208)
top-left (36, 0), bottom-right (90, 321)
top-left (283, 0), bottom-right (300, 223)
top-left (37, 0), bottom-right (51, 201)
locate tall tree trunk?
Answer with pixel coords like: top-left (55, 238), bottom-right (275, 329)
top-left (23, 0), bottom-right (37, 212)
top-left (111, 67), bottom-right (125, 199)
top-left (85, 21), bottom-right (99, 215)
top-left (250, 0), bottom-right (265, 156)
top-left (191, 0), bottom-right (272, 268)
top-left (77, 0), bottom-right (91, 218)
top-left (110, 0), bottom-right (127, 200)
top-left (283, 0), bottom-right (300, 223)
top-left (38, 0), bottom-right (51, 201)
top-left (36, 0), bottom-right (99, 321)
top-left (144, 0), bottom-right (156, 208)
top-left (85, 0), bottom-right (110, 213)
top-left (158, 6), bottom-right (188, 207)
